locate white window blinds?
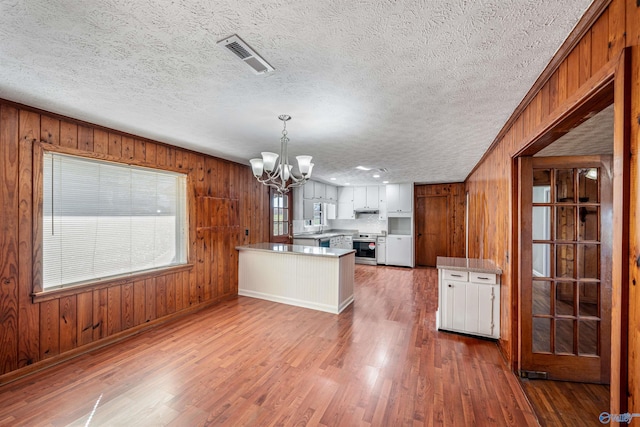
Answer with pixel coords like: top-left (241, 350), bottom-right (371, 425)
top-left (43, 152), bottom-right (187, 289)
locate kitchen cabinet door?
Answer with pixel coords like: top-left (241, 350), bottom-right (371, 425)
top-left (314, 181), bottom-right (325, 199)
top-left (386, 235), bottom-right (413, 267)
top-left (476, 284), bottom-right (494, 336)
top-left (354, 186), bottom-right (380, 209)
top-left (386, 183), bottom-right (413, 213)
top-left (442, 279), bottom-right (466, 331)
top-left (325, 184), bottom-right (338, 201)
top-left (353, 186), bottom-right (367, 209)
top-left (293, 187), bottom-right (304, 220)
top-left (378, 186), bottom-right (387, 219)
top-left (366, 186), bottom-right (379, 209)
top-left (338, 186), bottom-right (354, 203)
top-left (303, 181), bottom-right (315, 199)
top-left (338, 202), bottom-right (355, 219)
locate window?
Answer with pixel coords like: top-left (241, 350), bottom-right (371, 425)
top-left (42, 152), bottom-right (187, 290)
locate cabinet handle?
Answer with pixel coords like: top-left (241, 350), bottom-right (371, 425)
top-left (477, 276), bottom-right (489, 280)
top-left (448, 284), bottom-right (452, 287)
top-left (451, 274), bottom-right (462, 278)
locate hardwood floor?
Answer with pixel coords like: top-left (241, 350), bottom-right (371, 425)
top-left (0, 265), bottom-right (539, 426)
top-left (520, 379), bottom-right (609, 426)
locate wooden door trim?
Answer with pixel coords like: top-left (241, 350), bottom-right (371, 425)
top-left (517, 157), bottom-right (533, 374)
top-left (610, 46), bottom-right (631, 415)
top-left (514, 56), bottom-right (617, 158)
top-left (514, 48), bottom-right (630, 414)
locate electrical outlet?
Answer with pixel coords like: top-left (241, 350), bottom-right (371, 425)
top-left (245, 229), bottom-right (249, 236)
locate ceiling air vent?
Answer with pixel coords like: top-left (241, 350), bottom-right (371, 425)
top-left (217, 34), bottom-right (275, 75)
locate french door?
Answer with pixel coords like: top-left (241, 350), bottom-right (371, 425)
top-left (270, 188), bottom-right (292, 244)
top-left (520, 155), bottom-right (612, 383)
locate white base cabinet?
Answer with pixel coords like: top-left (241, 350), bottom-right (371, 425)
top-left (437, 265), bottom-right (501, 339)
top-left (386, 235), bottom-right (413, 267)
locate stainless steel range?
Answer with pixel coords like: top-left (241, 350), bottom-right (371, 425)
top-left (353, 234), bottom-right (378, 265)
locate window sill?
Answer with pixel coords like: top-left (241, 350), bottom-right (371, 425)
top-left (31, 264), bottom-right (194, 303)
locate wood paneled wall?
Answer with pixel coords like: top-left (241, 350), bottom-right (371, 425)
top-left (0, 99), bottom-right (270, 382)
top-left (414, 183), bottom-right (466, 258)
top-left (465, 0), bottom-right (639, 413)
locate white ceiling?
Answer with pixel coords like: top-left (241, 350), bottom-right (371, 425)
top-left (0, 0), bottom-right (594, 186)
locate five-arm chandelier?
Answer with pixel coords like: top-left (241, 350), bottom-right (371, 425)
top-left (250, 115), bottom-right (313, 193)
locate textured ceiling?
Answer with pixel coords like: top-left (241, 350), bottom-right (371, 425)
top-left (0, 0), bottom-right (594, 186)
top-left (535, 104), bottom-right (613, 157)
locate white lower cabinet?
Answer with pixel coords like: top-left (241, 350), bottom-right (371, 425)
top-left (438, 268), bottom-right (500, 339)
top-left (386, 235), bottom-right (413, 267)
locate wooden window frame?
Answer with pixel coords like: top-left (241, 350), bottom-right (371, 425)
top-left (31, 142), bottom-right (193, 302)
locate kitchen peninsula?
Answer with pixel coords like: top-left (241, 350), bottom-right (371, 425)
top-left (236, 243), bottom-right (356, 314)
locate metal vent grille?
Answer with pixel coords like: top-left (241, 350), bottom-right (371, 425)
top-left (225, 41), bottom-right (251, 59)
top-left (217, 34), bottom-right (275, 75)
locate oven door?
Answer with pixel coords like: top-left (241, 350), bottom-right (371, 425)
top-left (353, 240), bottom-right (376, 264)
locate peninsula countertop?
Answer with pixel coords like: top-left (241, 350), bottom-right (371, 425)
top-left (236, 243), bottom-right (355, 258)
top-left (436, 256), bottom-right (502, 275)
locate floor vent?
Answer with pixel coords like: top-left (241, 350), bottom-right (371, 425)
top-left (520, 370), bottom-right (548, 379)
top-left (218, 34), bottom-right (274, 75)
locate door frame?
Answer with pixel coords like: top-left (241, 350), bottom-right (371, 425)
top-left (519, 155), bottom-right (612, 383)
top-left (513, 49), bottom-right (630, 413)
top-left (269, 188), bottom-right (293, 244)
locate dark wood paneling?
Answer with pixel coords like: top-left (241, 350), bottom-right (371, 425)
top-left (0, 92), bottom-right (269, 380)
top-left (414, 183), bottom-right (466, 266)
top-left (59, 296), bottom-right (77, 353)
top-left (18, 110), bottom-right (39, 367)
top-left (59, 121), bottom-right (77, 149)
top-left (1, 105), bottom-right (19, 373)
top-left (76, 291), bottom-right (93, 347)
top-left (465, 0), bottom-right (637, 415)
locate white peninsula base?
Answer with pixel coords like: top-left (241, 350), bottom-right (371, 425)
top-left (237, 243), bottom-right (355, 314)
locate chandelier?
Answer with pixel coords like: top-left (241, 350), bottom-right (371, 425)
top-left (250, 115), bottom-right (313, 193)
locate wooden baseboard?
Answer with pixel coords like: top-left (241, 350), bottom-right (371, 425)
top-left (0, 294), bottom-right (237, 387)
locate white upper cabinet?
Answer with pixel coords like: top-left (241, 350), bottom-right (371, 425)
top-left (325, 184), bottom-right (338, 201)
top-left (386, 183), bottom-right (413, 213)
top-left (302, 180), bottom-right (330, 200)
top-left (337, 186), bottom-right (355, 219)
top-left (353, 186), bottom-right (379, 210)
top-left (303, 181), bottom-right (315, 199)
top-left (293, 187), bottom-right (304, 220)
top-left (378, 185), bottom-right (387, 220)
top-left (314, 181), bottom-right (325, 199)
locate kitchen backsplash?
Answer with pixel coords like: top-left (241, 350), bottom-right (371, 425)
top-left (329, 215), bottom-right (387, 234)
top-left (293, 214), bottom-right (387, 235)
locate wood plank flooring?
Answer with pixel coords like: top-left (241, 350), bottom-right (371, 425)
top-left (0, 265), bottom-right (539, 426)
top-left (520, 379), bottom-right (609, 426)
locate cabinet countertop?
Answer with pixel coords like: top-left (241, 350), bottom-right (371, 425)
top-left (236, 243), bottom-right (355, 258)
top-left (293, 230), bottom-right (357, 239)
top-left (436, 256), bottom-right (502, 275)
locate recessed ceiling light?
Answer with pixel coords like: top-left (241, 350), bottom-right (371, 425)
top-left (373, 174), bottom-right (380, 178)
top-left (356, 166), bottom-right (371, 171)
top-left (330, 177), bottom-right (336, 181)
top-left (382, 181), bottom-right (389, 184)
top-left (344, 183), bottom-right (350, 185)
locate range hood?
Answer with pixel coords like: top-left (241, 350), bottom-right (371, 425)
top-left (354, 208), bottom-right (379, 215)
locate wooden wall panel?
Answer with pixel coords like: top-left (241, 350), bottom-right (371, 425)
top-left (17, 110), bottom-right (39, 367)
top-left (465, 0), bottom-right (639, 414)
top-left (0, 97), bottom-right (271, 381)
top-left (414, 183), bottom-right (466, 260)
top-left (76, 291), bottom-right (93, 347)
top-left (0, 105), bottom-right (19, 373)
